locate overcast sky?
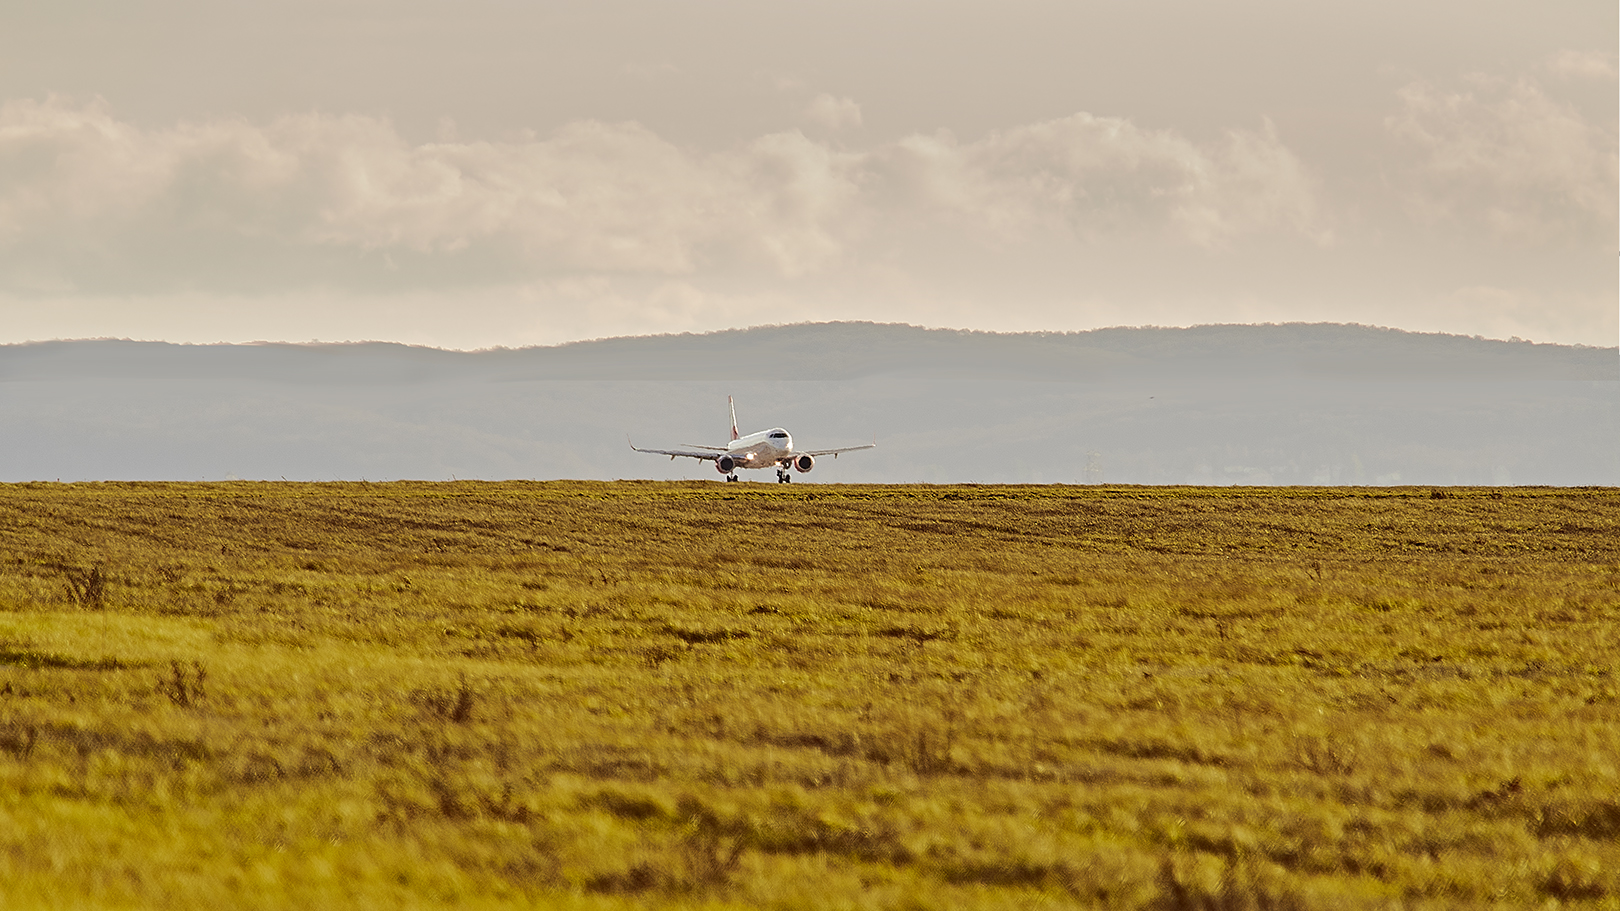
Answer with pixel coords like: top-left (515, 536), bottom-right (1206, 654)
top-left (1, 1), bottom-right (1614, 348)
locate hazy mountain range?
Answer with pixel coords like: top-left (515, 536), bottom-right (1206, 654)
top-left (2, 322), bottom-right (1615, 485)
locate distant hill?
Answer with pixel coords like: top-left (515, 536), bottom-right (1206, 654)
top-left (2, 322), bottom-right (1616, 484)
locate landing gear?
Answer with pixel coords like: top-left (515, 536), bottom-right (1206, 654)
top-left (775, 468), bottom-right (792, 483)
top-left (725, 474), bottom-right (739, 482)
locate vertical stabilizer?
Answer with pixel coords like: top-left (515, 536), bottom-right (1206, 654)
top-left (728, 396), bottom-right (739, 441)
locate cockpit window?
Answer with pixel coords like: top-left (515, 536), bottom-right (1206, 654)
top-left (770, 432), bottom-right (788, 438)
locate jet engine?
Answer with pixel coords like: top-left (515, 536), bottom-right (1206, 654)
top-left (716, 455), bottom-right (737, 474)
top-left (793, 453), bottom-right (815, 473)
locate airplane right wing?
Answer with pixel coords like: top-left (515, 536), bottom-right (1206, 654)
top-left (803, 443), bottom-right (877, 458)
top-left (629, 438), bottom-right (723, 461)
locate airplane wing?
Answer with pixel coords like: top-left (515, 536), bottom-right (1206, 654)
top-left (803, 443), bottom-right (877, 458)
top-left (629, 438), bottom-right (723, 461)
top-left (677, 443), bottom-right (730, 451)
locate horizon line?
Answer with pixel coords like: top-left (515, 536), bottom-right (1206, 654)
top-left (2, 319), bottom-right (1611, 354)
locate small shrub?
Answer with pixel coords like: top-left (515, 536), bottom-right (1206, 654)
top-left (415, 674), bottom-right (478, 723)
top-left (674, 797), bottom-right (746, 891)
top-left (1535, 799), bottom-right (1620, 839)
top-left (585, 862), bottom-right (662, 895)
top-left (65, 566), bottom-right (107, 609)
top-left (1541, 854), bottom-right (1609, 901)
top-left (585, 787), bottom-right (677, 822)
top-left (158, 660), bottom-right (206, 707)
top-left (1294, 735), bottom-right (1357, 777)
top-left (864, 722), bottom-right (956, 775)
top-left (0, 718), bottom-right (38, 758)
top-left (642, 644), bottom-right (685, 668)
top-left (1154, 852), bottom-right (1308, 911)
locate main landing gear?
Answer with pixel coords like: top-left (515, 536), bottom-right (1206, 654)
top-left (725, 474), bottom-right (739, 482)
top-left (775, 468), bottom-right (793, 483)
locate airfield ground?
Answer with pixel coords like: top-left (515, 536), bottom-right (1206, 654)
top-left (0, 481), bottom-right (1616, 909)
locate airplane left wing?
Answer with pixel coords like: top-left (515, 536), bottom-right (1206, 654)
top-left (629, 438), bottom-right (723, 461)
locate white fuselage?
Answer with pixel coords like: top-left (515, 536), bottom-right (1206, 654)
top-left (725, 428), bottom-right (793, 468)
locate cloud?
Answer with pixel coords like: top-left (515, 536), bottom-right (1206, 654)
top-left (803, 94), bottom-right (862, 132)
top-left (872, 113), bottom-right (1322, 245)
top-left (1543, 49), bottom-right (1618, 82)
top-left (0, 95), bottom-right (1323, 297)
top-left (0, 96), bottom-right (865, 288)
top-left (1386, 72), bottom-right (1617, 241)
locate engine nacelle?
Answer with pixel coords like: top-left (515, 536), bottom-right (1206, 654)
top-left (793, 453), bottom-right (815, 473)
top-left (716, 455), bottom-right (737, 474)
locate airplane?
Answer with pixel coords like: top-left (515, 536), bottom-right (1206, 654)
top-left (630, 396), bottom-right (874, 483)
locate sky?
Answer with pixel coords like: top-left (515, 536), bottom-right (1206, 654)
top-left (0, 0), bottom-right (1614, 349)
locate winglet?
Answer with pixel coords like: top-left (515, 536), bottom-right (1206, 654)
top-left (728, 395), bottom-right (739, 441)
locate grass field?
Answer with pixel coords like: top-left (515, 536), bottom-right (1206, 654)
top-left (0, 481), bottom-right (1617, 909)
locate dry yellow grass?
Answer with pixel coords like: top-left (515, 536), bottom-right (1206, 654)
top-left (0, 481), bottom-right (1617, 909)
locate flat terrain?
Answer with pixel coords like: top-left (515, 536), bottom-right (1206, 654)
top-left (0, 481), bottom-right (1617, 909)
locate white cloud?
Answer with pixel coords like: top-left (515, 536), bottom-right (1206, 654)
top-left (0, 95), bottom-right (1324, 298)
top-left (872, 113), bottom-right (1322, 245)
top-left (1543, 49), bottom-right (1618, 82)
top-left (1386, 73), bottom-right (1617, 241)
top-left (0, 96), bottom-right (866, 287)
top-left (803, 93), bottom-right (862, 132)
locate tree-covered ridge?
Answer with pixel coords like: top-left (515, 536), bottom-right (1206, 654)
top-left (4, 321), bottom-right (1614, 382)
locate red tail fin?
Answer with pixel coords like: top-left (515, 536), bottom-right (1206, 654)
top-left (728, 395), bottom-right (739, 441)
